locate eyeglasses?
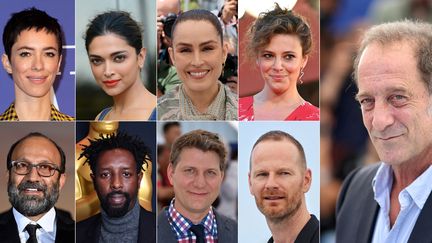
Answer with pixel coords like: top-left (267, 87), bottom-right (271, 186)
top-left (10, 160), bottom-right (61, 177)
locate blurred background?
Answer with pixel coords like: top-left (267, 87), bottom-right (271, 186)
top-left (320, 0), bottom-right (432, 242)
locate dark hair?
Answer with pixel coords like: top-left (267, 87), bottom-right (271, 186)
top-left (246, 3), bottom-right (312, 59)
top-left (6, 132), bottom-right (66, 173)
top-left (171, 9), bottom-right (223, 44)
top-left (163, 122), bottom-right (180, 134)
top-left (170, 129), bottom-right (226, 171)
top-left (2, 7), bottom-right (63, 59)
top-left (85, 11), bottom-right (143, 54)
top-left (250, 130), bottom-right (306, 170)
top-left (78, 131), bottom-right (151, 173)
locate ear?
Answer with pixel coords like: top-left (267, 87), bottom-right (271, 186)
top-left (2, 54), bottom-right (12, 74)
top-left (168, 47), bottom-right (175, 66)
top-left (301, 55), bottom-right (309, 70)
top-left (167, 162), bottom-right (174, 185)
top-left (59, 173), bottom-right (66, 190)
top-left (138, 48), bottom-right (147, 69)
top-left (302, 168), bottom-right (312, 193)
top-left (222, 42), bottom-right (229, 63)
top-left (137, 171), bottom-right (143, 188)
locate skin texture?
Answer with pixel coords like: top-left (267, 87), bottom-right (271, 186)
top-left (168, 147), bottom-right (224, 224)
top-left (91, 148), bottom-right (143, 217)
top-left (249, 140), bottom-right (311, 222)
top-left (88, 33), bottom-right (145, 98)
top-left (356, 41), bottom-right (432, 169)
top-left (168, 20), bottom-right (228, 111)
top-left (7, 136), bottom-right (66, 221)
top-left (2, 28), bottom-right (62, 101)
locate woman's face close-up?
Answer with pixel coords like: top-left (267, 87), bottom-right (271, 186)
top-left (2, 28), bottom-right (61, 99)
top-left (88, 33), bottom-right (145, 97)
top-left (169, 20), bottom-right (227, 94)
top-left (257, 34), bottom-right (307, 95)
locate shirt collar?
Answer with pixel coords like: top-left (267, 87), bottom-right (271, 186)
top-left (372, 163), bottom-right (432, 210)
top-left (13, 207), bottom-right (56, 234)
top-left (167, 198), bottom-right (216, 237)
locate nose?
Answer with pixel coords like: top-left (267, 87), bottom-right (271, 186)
top-left (103, 62), bottom-right (114, 77)
top-left (371, 101), bottom-right (395, 132)
top-left (272, 57), bottom-right (283, 71)
top-left (191, 51), bottom-right (204, 66)
top-left (26, 165), bottom-right (41, 181)
top-left (193, 173), bottom-right (206, 188)
top-left (31, 54), bottom-right (44, 71)
top-left (110, 173), bottom-right (123, 190)
top-left (264, 173), bottom-right (278, 190)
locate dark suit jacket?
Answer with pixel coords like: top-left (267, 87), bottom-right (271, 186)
top-left (336, 164), bottom-right (432, 243)
top-left (158, 208), bottom-right (238, 243)
top-left (76, 206), bottom-right (155, 243)
top-left (0, 207), bottom-right (75, 243)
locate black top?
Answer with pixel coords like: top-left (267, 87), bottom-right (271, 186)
top-left (267, 214), bottom-right (319, 243)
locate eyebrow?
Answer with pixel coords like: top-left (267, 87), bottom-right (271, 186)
top-left (175, 40), bottom-right (219, 48)
top-left (16, 46), bottom-right (58, 52)
top-left (89, 50), bottom-right (128, 59)
top-left (356, 87), bottom-right (410, 100)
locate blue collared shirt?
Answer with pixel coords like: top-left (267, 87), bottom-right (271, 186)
top-left (371, 163), bottom-right (432, 243)
top-left (13, 207), bottom-right (57, 243)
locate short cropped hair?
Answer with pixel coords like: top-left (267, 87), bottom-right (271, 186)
top-left (250, 130), bottom-right (306, 170)
top-left (2, 7), bottom-right (63, 59)
top-left (163, 122), bottom-right (180, 134)
top-left (6, 132), bottom-right (66, 173)
top-left (170, 129), bottom-right (226, 171)
top-left (78, 132), bottom-right (151, 173)
top-left (353, 20), bottom-right (432, 93)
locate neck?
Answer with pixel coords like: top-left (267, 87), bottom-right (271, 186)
top-left (112, 78), bottom-right (150, 111)
top-left (257, 85), bottom-right (303, 106)
top-left (14, 94), bottom-right (52, 120)
top-left (174, 200), bottom-right (209, 224)
top-left (267, 203), bottom-right (310, 243)
top-left (183, 83), bottom-right (220, 113)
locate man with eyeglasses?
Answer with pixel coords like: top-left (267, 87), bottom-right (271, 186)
top-left (0, 132), bottom-right (74, 243)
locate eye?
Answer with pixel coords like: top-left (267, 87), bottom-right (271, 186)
top-left (123, 171), bottom-right (132, 178)
top-left (45, 52), bottom-right (57, 58)
top-left (99, 172), bottom-right (111, 179)
top-left (206, 170), bottom-right (217, 176)
top-left (113, 54), bottom-right (126, 63)
top-left (183, 168), bottom-right (195, 175)
top-left (279, 171), bottom-right (291, 176)
top-left (179, 47), bottom-right (191, 53)
top-left (19, 52), bottom-right (31, 57)
top-left (15, 161), bottom-right (29, 169)
top-left (358, 97), bottom-right (375, 111)
top-left (388, 94), bottom-right (408, 107)
top-left (90, 58), bottom-right (103, 66)
top-left (284, 54), bottom-right (295, 60)
top-left (255, 172), bottom-right (268, 178)
top-left (262, 53), bottom-right (273, 59)
top-left (202, 46), bottom-right (215, 52)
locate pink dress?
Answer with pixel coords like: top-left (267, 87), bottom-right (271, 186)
top-left (239, 96), bottom-right (319, 121)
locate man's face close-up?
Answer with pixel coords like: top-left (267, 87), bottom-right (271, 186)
top-left (92, 148), bottom-right (142, 218)
top-left (356, 41), bottom-right (432, 166)
top-left (8, 136), bottom-right (64, 217)
top-left (168, 147), bottom-right (224, 219)
top-left (249, 140), bottom-right (310, 222)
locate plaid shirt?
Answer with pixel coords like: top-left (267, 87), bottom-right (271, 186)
top-left (167, 199), bottom-right (218, 243)
top-left (0, 103), bottom-right (74, 121)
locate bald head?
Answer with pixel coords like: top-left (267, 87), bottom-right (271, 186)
top-left (157, 0), bottom-right (181, 16)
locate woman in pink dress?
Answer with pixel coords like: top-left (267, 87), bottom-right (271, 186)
top-left (239, 4), bottom-right (319, 121)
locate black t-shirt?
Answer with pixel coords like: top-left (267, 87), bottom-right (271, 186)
top-left (267, 214), bottom-right (319, 243)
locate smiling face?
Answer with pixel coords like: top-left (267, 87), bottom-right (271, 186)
top-left (168, 20), bottom-right (227, 94)
top-left (88, 33), bottom-right (145, 97)
top-left (92, 148), bottom-right (142, 217)
top-left (257, 34), bottom-right (307, 95)
top-left (1, 28), bottom-right (62, 100)
top-left (7, 136), bottom-right (65, 218)
top-left (249, 139), bottom-right (311, 222)
top-left (168, 147), bottom-right (224, 221)
top-left (356, 41), bottom-right (432, 166)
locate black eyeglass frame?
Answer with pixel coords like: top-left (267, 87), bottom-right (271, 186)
top-left (10, 160), bottom-right (62, 177)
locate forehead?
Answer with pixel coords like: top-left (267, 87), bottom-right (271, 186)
top-left (88, 33), bottom-right (131, 54)
top-left (13, 28), bottom-right (58, 49)
top-left (97, 148), bottom-right (136, 168)
top-left (172, 20), bottom-right (220, 44)
top-left (261, 34), bottom-right (302, 53)
top-left (176, 147), bottom-right (220, 169)
top-left (12, 136), bottom-right (61, 164)
top-left (251, 139), bottom-right (301, 169)
top-left (357, 41), bottom-right (425, 94)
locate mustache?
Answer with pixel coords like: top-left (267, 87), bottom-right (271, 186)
top-left (17, 181), bottom-right (47, 192)
top-left (262, 188), bottom-right (285, 197)
top-left (107, 191), bottom-right (129, 198)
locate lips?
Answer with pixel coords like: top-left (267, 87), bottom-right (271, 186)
top-left (269, 74), bottom-right (287, 81)
top-left (108, 194), bottom-right (126, 205)
top-left (264, 195), bottom-right (285, 200)
top-left (102, 79), bottom-right (120, 87)
top-left (27, 76), bottom-right (48, 84)
top-left (188, 70), bottom-right (209, 79)
top-left (18, 182), bottom-right (45, 196)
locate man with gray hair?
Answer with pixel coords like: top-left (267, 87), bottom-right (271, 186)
top-left (336, 20), bottom-right (432, 243)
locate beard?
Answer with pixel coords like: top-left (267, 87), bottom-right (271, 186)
top-left (98, 190), bottom-right (132, 218)
top-left (255, 188), bottom-right (303, 224)
top-left (8, 179), bottom-right (59, 217)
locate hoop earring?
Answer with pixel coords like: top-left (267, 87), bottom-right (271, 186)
top-left (298, 68), bottom-right (304, 84)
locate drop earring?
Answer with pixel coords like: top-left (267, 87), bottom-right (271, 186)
top-left (298, 68), bottom-right (304, 84)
